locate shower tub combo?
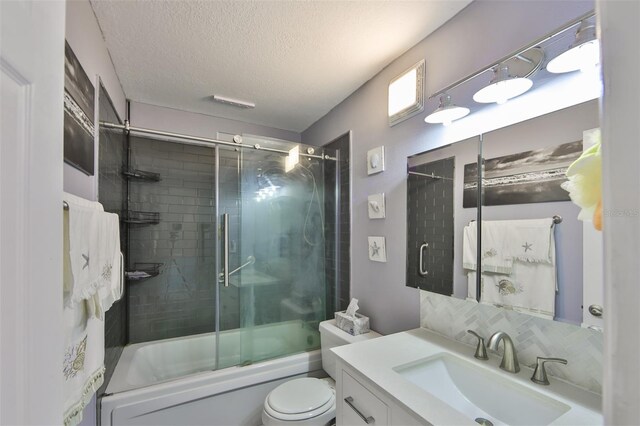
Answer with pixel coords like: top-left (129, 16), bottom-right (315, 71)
top-left (100, 322), bottom-right (324, 425)
top-left (97, 123), bottom-right (342, 425)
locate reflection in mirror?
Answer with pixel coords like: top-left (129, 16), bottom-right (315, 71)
top-left (406, 101), bottom-right (602, 327)
top-left (406, 137), bottom-right (479, 297)
top-left (474, 100), bottom-right (600, 326)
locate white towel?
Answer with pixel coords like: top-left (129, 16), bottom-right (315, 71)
top-left (62, 193), bottom-right (122, 425)
top-left (62, 302), bottom-right (105, 426)
top-left (465, 218), bottom-right (558, 314)
top-left (463, 223), bottom-right (477, 271)
top-left (463, 221), bottom-right (513, 274)
top-left (470, 257), bottom-right (557, 320)
top-left (504, 218), bottom-right (555, 264)
top-left (64, 193), bottom-right (121, 319)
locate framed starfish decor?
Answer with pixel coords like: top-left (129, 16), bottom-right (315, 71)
top-left (368, 236), bottom-right (387, 262)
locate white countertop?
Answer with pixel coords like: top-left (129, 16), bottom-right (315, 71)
top-left (332, 328), bottom-right (602, 425)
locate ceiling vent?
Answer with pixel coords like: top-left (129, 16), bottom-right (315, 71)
top-left (212, 95), bottom-right (256, 109)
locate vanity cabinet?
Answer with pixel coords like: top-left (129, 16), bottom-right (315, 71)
top-left (336, 361), bottom-right (426, 426)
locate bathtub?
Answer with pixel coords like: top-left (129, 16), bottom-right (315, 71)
top-left (100, 321), bottom-right (324, 426)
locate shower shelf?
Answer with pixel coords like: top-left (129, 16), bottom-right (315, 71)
top-left (125, 263), bottom-right (162, 281)
top-left (122, 168), bottom-right (161, 182)
top-left (122, 210), bottom-right (160, 225)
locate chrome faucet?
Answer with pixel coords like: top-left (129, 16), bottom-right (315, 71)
top-left (488, 331), bottom-right (520, 373)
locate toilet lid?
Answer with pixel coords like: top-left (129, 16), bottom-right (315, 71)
top-left (267, 378), bottom-right (333, 415)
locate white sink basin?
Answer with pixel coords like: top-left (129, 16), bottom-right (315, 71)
top-left (394, 353), bottom-right (571, 426)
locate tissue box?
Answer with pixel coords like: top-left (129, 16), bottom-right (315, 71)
top-left (335, 311), bottom-right (370, 336)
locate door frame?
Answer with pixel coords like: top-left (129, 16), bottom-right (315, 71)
top-left (0, 1), bottom-right (66, 424)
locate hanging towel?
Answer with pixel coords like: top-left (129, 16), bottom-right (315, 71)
top-left (465, 218), bottom-right (558, 314)
top-left (504, 218), bottom-right (555, 264)
top-left (462, 221), bottom-right (513, 274)
top-left (470, 256), bottom-right (557, 320)
top-left (62, 302), bottom-right (105, 426)
top-left (64, 192), bottom-right (121, 319)
top-left (463, 223), bottom-right (477, 271)
top-left (63, 193), bottom-right (103, 297)
top-left (62, 192), bottom-right (122, 426)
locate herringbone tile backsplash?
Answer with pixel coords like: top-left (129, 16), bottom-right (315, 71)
top-left (420, 291), bottom-right (603, 394)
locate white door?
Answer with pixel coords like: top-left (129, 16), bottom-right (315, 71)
top-left (581, 128), bottom-right (604, 330)
top-left (0, 1), bottom-right (66, 424)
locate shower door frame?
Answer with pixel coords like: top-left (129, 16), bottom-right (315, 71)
top-left (105, 120), bottom-right (338, 373)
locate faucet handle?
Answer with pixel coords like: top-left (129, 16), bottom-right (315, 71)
top-left (531, 357), bottom-right (568, 385)
top-left (467, 330), bottom-right (489, 360)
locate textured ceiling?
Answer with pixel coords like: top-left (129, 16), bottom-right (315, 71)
top-left (91, 0), bottom-right (471, 132)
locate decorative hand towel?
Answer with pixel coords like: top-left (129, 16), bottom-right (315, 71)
top-left (474, 257), bottom-right (557, 320)
top-left (504, 218), bottom-right (555, 264)
top-left (63, 192), bottom-right (103, 298)
top-left (62, 300), bottom-right (105, 426)
top-left (462, 221), bottom-right (513, 274)
top-left (462, 222), bottom-right (477, 271)
top-left (62, 193), bottom-right (123, 426)
top-left (64, 193), bottom-right (121, 319)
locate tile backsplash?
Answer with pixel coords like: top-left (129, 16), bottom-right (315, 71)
top-left (420, 291), bottom-right (603, 394)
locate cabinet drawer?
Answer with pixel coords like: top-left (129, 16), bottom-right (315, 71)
top-left (341, 370), bottom-right (388, 425)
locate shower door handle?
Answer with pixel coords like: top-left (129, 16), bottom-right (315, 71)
top-left (223, 213), bottom-right (230, 287)
top-left (419, 242), bottom-right (429, 276)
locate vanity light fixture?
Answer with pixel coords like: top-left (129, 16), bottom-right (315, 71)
top-left (424, 94), bottom-right (470, 126)
top-left (473, 65), bottom-right (533, 105)
top-left (547, 20), bottom-right (600, 73)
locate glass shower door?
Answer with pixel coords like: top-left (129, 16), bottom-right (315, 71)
top-left (216, 136), bottom-right (332, 369)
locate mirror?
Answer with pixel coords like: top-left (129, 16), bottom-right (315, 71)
top-left (407, 101), bottom-right (600, 326)
top-left (406, 136), bottom-right (479, 298)
top-left (476, 101), bottom-right (599, 325)
top-left (406, 14), bottom-right (602, 327)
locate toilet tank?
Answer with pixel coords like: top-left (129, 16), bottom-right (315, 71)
top-left (319, 319), bottom-right (381, 380)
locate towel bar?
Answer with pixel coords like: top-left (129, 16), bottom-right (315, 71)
top-left (471, 215), bottom-right (563, 225)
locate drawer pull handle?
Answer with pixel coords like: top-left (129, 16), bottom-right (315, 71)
top-left (344, 396), bottom-right (375, 424)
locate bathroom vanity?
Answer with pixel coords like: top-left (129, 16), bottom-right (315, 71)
top-left (332, 329), bottom-right (601, 425)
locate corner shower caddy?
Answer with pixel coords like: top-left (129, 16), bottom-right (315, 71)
top-left (122, 210), bottom-right (160, 225)
top-left (123, 164), bottom-right (162, 279)
top-left (125, 262), bottom-right (163, 281)
top-left (122, 167), bottom-right (161, 182)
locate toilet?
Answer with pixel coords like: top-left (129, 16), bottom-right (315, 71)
top-left (261, 319), bottom-right (381, 426)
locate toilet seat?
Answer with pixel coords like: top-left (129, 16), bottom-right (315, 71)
top-left (264, 378), bottom-right (335, 421)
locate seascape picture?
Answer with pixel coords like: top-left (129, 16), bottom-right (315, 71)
top-left (463, 140), bottom-right (583, 207)
top-left (64, 41), bottom-right (95, 175)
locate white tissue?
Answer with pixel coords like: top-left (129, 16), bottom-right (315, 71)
top-left (335, 298), bottom-right (370, 335)
top-left (345, 298), bottom-right (359, 317)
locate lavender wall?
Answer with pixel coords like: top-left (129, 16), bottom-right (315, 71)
top-left (64, 0), bottom-right (127, 200)
top-left (129, 102), bottom-right (301, 143)
top-left (302, 0), bottom-right (594, 334)
top-left (65, 2), bottom-right (127, 425)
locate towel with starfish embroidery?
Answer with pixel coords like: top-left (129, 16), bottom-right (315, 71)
top-left (463, 221), bottom-right (514, 274)
top-left (504, 218), bottom-right (555, 264)
top-left (64, 193), bottom-right (120, 320)
top-left (62, 297), bottom-right (105, 426)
